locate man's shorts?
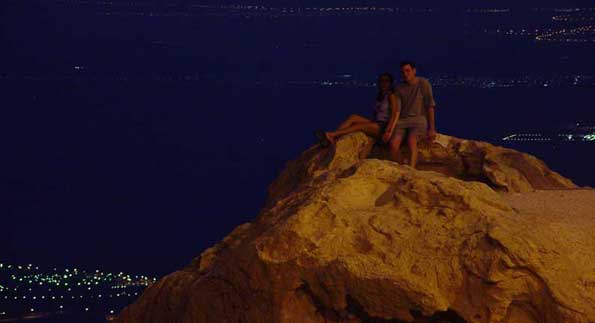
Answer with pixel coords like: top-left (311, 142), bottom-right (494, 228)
top-left (394, 117), bottom-right (427, 139)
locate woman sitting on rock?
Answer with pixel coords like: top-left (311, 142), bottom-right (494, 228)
top-left (315, 72), bottom-right (401, 147)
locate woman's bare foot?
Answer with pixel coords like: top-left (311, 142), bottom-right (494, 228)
top-left (325, 132), bottom-right (336, 145)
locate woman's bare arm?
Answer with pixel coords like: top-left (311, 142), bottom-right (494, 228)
top-left (386, 93), bottom-right (401, 135)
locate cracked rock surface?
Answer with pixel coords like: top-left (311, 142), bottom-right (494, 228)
top-left (115, 133), bottom-right (594, 323)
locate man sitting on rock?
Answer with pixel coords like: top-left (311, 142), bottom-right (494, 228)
top-left (389, 61), bottom-right (437, 168)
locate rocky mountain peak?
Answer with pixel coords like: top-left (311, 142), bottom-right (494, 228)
top-left (115, 133), bottom-right (594, 323)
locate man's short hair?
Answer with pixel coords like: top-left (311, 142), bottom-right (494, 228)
top-left (400, 60), bottom-right (417, 69)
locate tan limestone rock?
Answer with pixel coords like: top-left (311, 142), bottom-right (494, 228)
top-left (115, 133), bottom-right (593, 323)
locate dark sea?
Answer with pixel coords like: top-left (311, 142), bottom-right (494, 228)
top-left (2, 79), bottom-right (595, 322)
top-left (2, 79), bottom-right (594, 279)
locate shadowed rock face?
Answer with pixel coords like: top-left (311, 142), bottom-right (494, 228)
top-left (115, 133), bottom-right (594, 323)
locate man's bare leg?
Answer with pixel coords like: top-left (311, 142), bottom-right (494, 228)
top-left (327, 122), bottom-right (379, 143)
top-left (407, 134), bottom-right (419, 168)
top-left (389, 134), bottom-right (404, 162)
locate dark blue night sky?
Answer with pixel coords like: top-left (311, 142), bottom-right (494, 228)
top-left (2, 0), bottom-right (595, 284)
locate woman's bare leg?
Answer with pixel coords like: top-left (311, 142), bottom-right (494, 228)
top-left (337, 114), bottom-right (373, 130)
top-left (324, 114), bottom-right (374, 144)
top-left (327, 122), bottom-right (380, 143)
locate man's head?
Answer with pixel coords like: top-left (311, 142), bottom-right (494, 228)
top-left (400, 60), bottom-right (417, 83)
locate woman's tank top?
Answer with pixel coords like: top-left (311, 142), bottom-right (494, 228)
top-left (373, 93), bottom-right (390, 122)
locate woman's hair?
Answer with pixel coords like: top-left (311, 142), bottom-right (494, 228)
top-left (376, 72), bottom-right (394, 102)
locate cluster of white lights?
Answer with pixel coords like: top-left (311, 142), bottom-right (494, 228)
top-left (300, 74), bottom-right (595, 90)
top-left (502, 134), bottom-right (552, 142)
top-left (0, 262), bottom-right (157, 320)
top-left (467, 8), bottom-right (511, 13)
top-left (536, 25), bottom-right (595, 42)
top-left (502, 132), bottom-right (595, 142)
top-left (552, 14), bottom-right (594, 22)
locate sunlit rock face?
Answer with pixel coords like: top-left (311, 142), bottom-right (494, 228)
top-left (371, 133), bottom-right (576, 193)
top-left (115, 132), bottom-right (594, 323)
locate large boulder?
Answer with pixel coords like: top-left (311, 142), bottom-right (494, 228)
top-left (267, 133), bottom-right (576, 207)
top-left (115, 133), bottom-right (594, 323)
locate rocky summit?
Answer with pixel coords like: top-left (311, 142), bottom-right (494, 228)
top-left (115, 133), bottom-right (595, 323)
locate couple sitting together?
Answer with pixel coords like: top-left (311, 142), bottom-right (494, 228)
top-left (316, 61), bottom-right (437, 169)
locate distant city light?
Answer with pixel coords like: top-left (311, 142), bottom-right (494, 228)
top-left (502, 124), bottom-right (595, 143)
top-left (0, 262), bottom-right (157, 320)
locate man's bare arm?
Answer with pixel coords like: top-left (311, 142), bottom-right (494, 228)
top-left (427, 106), bottom-right (435, 130)
top-left (422, 79), bottom-right (437, 138)
top-left (427, 106), bottom-right (436, 140)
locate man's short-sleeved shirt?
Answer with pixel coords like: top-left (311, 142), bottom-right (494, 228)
top-left (394, 77), bottom-right (436, 120)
